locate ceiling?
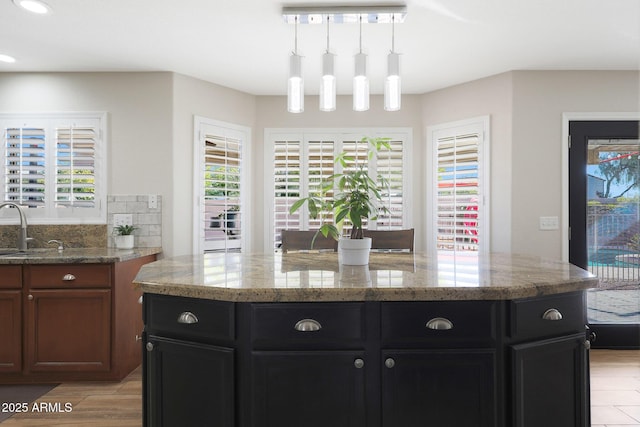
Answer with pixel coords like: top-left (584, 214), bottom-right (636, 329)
top-left (0, 0), bottom-right (639, 96)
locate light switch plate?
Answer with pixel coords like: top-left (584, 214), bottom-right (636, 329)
top-left (114, 214), bottom-right (133, 227)
top-left (539, 216), bottom-right (559, 230)
top-left (148, 194), bottom-right (158, 209)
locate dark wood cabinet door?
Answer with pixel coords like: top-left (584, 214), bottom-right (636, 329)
top-left (146, 335), bottom-right (234, 427)
top-left (381, 349), bottom-right (497, 427)
top-left (0, 290), bottom-right (22, 372)
top-left (251, 351), bottom-right (367, 427)
top-left (25, 289), bottom-right (111, 372)
top-left (512, 333), bottom-right (589, 427)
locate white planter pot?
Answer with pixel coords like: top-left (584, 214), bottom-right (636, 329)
top-left (338, 237), bottom-right (372, 266)
top-left (114, 235), bottom-right (134, 249)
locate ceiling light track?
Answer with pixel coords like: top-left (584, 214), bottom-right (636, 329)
top-left (282, 5), bottom-right (406, 24)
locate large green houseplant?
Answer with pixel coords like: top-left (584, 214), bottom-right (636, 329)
top-left (289, 136), bottom-right (391, 263)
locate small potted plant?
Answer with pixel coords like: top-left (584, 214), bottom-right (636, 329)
top-left (113, 224), bottom-right (137, 249)
top-left (289, 136), bottom-right (390, 265)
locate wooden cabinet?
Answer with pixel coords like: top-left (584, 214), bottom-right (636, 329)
top-left (143, 292), bottom-right (589, 427)
top-left (0, 254), bottom-right (156, 383)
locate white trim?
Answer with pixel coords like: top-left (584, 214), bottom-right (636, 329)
top-left (561, 112), bottom-right (640, 262)
top-left (193, 116), bottom-right (251, 254)
top-left (426, 116), bottom-right (490, 254)
top-left (264, 127), bottom-right (413, 252)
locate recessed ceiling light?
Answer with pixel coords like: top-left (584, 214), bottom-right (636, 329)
top-left (0, 54), bottom-right (17, 63)
top-left (12, 0), bottom-right (52, 15)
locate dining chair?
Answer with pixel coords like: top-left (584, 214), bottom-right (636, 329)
top-left (280, 230), bottom-right (338, 253)
top-left (363, 228), bottom-right (415, 252)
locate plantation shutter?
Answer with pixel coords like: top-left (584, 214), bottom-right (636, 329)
top-left (376, 138), bottom-right (404, 229)
top-left (274, 139), bottom-right (302, 247)
top-left (306, 138), bottom-right (335, 230)
top-left (203, 132), bottom-right (242, 251)
top-left (3, 126), bottom-right (46, 208)
top-left (55, 124), bottom-right (97, 208)
top-left (435, 132), bottom-right (481, 251)
top-left (340, 137), bottom-right (370, 233)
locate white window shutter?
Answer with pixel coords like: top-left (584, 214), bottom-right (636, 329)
top-left (3, 126), bottom-right (46, 208)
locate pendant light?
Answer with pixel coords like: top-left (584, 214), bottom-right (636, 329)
top-left (319, 16), bottom-right (336, 112)
top-left (288, 17), bottom-right (304, 113)
top-left (353, 16), bottom-right (369, 112)
top-left (384, 16), bottom-right (401, 111)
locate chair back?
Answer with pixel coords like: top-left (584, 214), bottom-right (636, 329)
top-left (281, 230), bottom-right (338, 253)
top-left (363, 229), bottom-right (414, 252)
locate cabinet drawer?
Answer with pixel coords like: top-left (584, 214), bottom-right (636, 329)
top-left (509, 292), bottom-right (585, 341)
top-left (0, 266), bottom-right (21, 289)
top-left (251, 302), bottom-right (366, 349)
top-left (381, 301), bottom-right (499, 348)
top-left (146, 293), bottom-right (234, 343)
top-left (26, 264), bottom-right (111, 289)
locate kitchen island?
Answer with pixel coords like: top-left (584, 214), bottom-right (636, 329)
top-left (135, 251), bottom-right (597, 427)
top-left (0, 247), bottom-right (161, 383)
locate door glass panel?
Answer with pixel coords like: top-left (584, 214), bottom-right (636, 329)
top-left (586, 138), bottom-right (640, 324)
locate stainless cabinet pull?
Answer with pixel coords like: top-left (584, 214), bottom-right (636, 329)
top-left (135, 335), bottom-right (142, 342)
top-left (583, 340), bottom-right (591, 350)
top-left (294, 318), bottom-right (322, 332)
top-left (542, 308), bottom-right (563, 321)
top-left (426, 317), bottom-right (454, 330)
top-left (138, 295), bottom-right (143, 305)
top-left (354, 358), bottom-right (365, 369)
top-left (146, 342), bottom-right (154, 351)
top-left (62, 274), bottom-right (76, 281)
top-left (27, 294), bottom-right (33, 300)
top-left (385, 358), bottom-right (395, 369)
top-left (177, 311), bottom-right (199, 324)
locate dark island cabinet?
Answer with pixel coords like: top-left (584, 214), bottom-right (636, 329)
top-left (143, 292), bottom-right (589, 427)
top-left (145, 336), bottom-right (234, 427)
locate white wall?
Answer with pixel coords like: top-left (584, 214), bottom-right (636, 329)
top-left (511, 70), bottom-right (640, 259)
top-left (421, 72), bottom-right (514, 253)
top-left (253, 94), bottom-right (424, 250)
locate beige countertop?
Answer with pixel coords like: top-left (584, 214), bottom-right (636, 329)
top-left (133, 251), bottom-right (598, 302)
top-left (0, 247), bottom-right (162, 264)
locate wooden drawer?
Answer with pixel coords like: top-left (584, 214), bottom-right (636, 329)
top-left (509, 292), bottom-right (585, 342)
top-left (381, 301), bottom-right (499, 348)
top-left (0, 266), bottom-right (22, 289)
top-left (146, 293), bottom-right (234, 343)
top-left (250, 302), bottom-right (366, 349)
top-left (26, 264), bottom-right (111, 289)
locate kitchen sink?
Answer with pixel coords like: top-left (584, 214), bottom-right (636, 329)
top-left (0, 248), bottom-right (58, 257)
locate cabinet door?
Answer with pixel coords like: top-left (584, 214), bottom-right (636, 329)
top-left (382, 349), bottom-right (496, 427)
top-left (0, 290), bottom-right (22, 372)
top-left (146, 335), bottom-right (234, 427)
top-left (251, 351), bottom-right (367, 427)
top-left (25, 289), bottom-right (111, 372)
top-left (512, 333), bottom-right (589, 427)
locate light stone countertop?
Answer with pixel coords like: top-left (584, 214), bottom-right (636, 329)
top-left (0, 247), bottom-right (162, 264)
top-left (133, 251), bottom-right (598, 302)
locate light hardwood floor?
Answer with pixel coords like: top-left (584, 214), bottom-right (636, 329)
top-left (1, 349), bottom-right (639, 426)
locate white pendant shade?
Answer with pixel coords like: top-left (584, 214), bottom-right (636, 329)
top-left (288, 53), bottom-right (304, 113)
top-left (319, 52), bottom-right (336, 111)
top-left (384, 52), bottom-right (401, 111)
top-left (353, 52), bottom-right (369, 112)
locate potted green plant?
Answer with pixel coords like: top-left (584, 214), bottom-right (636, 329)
top-left (289, 136), bottom-right (391, 265)
top-left (113, 224), bottom-right (137, 249)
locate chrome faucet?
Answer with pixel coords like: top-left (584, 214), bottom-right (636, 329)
top-left (0, 202), bottom-right (32, 251)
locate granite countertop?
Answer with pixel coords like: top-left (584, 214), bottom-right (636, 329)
top-left (0, 247), bottom-right (162, 264)
top-left (133, 251), bottom-right (598, 302)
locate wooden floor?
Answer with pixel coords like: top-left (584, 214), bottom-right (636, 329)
top-left (1, 350), bottom-right (639, 426)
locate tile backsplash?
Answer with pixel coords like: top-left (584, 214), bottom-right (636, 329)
top-left (108, 195), bottom-right (162, 248)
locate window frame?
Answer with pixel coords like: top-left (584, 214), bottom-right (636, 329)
top-left (264, 128), bottom-right (412, 252)
top-left (0, 112), bottom-right (107, 224)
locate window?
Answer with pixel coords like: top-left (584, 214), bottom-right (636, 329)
top-left (266, 129), bottom-right (412, 251)
top-left (0, 113), bottom-right (106, 223)
top-left (428, 117), bottom-right (490, 253)
top-left (194, 117), bottom-right (250, 253)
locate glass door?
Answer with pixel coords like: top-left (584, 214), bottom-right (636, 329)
top-left (569, 121), bottom-right (640, 348)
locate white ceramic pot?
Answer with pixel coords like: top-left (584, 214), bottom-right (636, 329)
top-left (338, 237), bottom-right (372, 265)
top-left (114, 235), bottom-right (134, 249)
